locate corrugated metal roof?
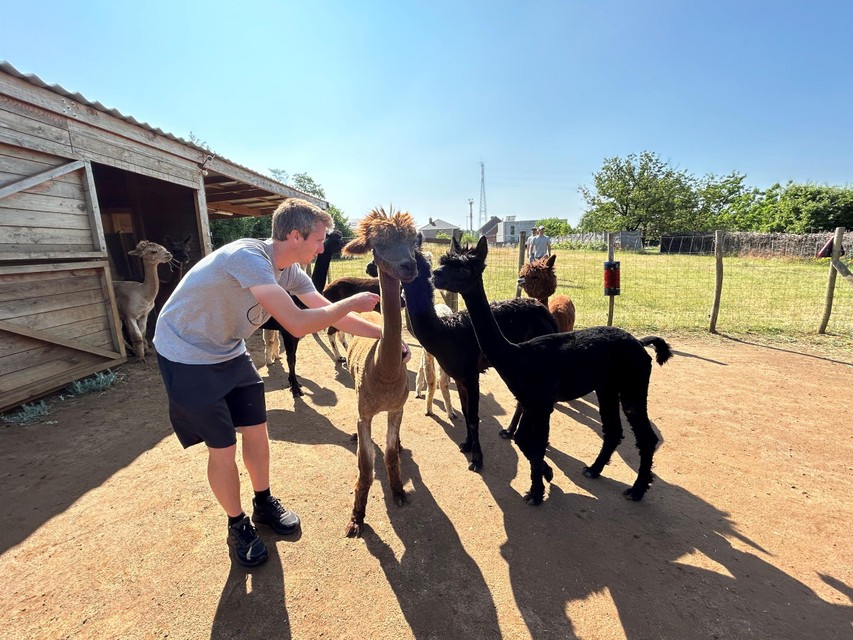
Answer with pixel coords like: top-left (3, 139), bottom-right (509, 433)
top-left (0, 60), bottom-right (324, 210)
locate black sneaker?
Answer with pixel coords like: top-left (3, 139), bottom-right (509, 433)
top-left (227, 515), bottom-right (268, 567)
top-left (252, 495), bottom-right (301, 535)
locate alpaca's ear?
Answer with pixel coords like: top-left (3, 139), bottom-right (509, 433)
top-left (475, 235), bottom-right (489, 258)
top-left (128, 248), bottom-right (141, 257)
top-left (416, 232), bottom-right (423, 249)
top-left (450, 234), bottom-right (462, 254)
top-left (342, 236), bottom-right (370, 256)
top-left (546, 254), bottom-right (557, 268)
top-left (183, 235), bottom-right (192, 244)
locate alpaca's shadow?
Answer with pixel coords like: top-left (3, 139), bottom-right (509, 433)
top-left (362, 447), bottom-right (503, 638)
top-left (472, 394), bottom-right (849, 639)
top-left (210, 542), bottom-right (291, 640)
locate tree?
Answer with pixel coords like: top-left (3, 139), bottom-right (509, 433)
top-left (578, 151), bottom-right (696, 239)
top-left (535, 218), bottom-right (572, 237)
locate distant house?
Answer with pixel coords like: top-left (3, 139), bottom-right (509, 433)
top-left (496, 216), bottom-right (538, 245)
top-left (418, 217), bottom-right (461, 241)
top-left (478, 216), bottom-right (501, 245)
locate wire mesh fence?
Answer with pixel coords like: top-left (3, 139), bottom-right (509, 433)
top-left (324, 231), bottom-right (852, 356)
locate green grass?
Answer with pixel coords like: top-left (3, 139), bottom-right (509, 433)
top-left (323, 243), bottom-right (853, 361)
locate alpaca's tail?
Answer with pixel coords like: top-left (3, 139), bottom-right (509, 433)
top-left (640, 336), bottom-right (673, 366)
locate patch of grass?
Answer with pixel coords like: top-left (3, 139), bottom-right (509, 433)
top-left (1, 401), bottom-right (52, 425)
top-left (63, 370), bottom-right (121, 397)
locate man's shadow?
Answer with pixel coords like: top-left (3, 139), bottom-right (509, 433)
top-left (474, 392), bottom-right (851, 639)
top-left (210, 543), bottom-right (291, 640)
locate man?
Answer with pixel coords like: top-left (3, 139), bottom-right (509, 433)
top-left (529, 225), bottom-right (551, 262)
top-left (525, 226), bottom-right (539, 262)
top-left (154, 198), bottom-right (410, 567)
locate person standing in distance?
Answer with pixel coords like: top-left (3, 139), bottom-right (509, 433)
top-left (154, 198), bottom-right (410, 567)
top-left (529, 224), bottom-right (551, 262)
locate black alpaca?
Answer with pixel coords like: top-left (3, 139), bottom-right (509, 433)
top-left (432, 236), bottom-right (672, 503)
top-left (261, 229), bottom-right (345, 396)
top-left (401, 239), bottom-right (558, 471)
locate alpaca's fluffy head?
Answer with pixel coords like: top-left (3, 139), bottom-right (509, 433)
top-left (343, 207), bottom-right (418, 283)
top-left (432, 235), bottom-right (488, 295)
top-left (518, 255), bottom-right (558, 303)
top-left (128, 240), bottom-right (172, 264)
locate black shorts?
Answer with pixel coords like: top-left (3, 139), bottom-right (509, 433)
top-left (157, 352), bottom-right (266, 449)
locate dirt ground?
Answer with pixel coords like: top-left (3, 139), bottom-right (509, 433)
top-left (1, 330), bottom-right (851, 640)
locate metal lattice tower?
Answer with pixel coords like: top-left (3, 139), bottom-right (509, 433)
top-left (478, 161), bottom-right (487, 231)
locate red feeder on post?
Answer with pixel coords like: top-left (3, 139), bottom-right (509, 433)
top-left (604, 261), bottom-right (621, 295)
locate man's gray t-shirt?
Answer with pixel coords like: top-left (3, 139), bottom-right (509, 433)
top-left (153, 238), bottom-right (315, 364)
top-left (530, 234), bottom-right (550, 259)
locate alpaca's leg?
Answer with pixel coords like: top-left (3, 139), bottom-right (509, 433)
top-left (328, 328), bottom-right (346, 363)
top-left (414, 350), bottom-right (427, 398)
top-left (513, 411), bottom-right (552, 505)
top-left (124, 317), bottom-right (147, 362)
top-left (283, 332), bottom-right (303, 397)
top-left (385, 409), bottom-right (406, 507)
top-left (263, 329), bottom-right (280, 365)
top-left (500, 403), bottom-right (524, 439)
top-left (583, 388), bottom-right (624, 479)
top-left (423, 353), bottom-right (438, 415)
top-left (138, 311), bottom-right (152, 349)
top-left (621, 387), bottom-right (658, 501)
top-left (438, 367), bottom-right (456, 421)
top-left (345, 416), bottom-right (375, 538)
top-left (456, 379), bottom-right (483, 471)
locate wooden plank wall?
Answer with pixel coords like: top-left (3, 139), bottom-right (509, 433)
top-left (0, 263), bottom-right (125, 411)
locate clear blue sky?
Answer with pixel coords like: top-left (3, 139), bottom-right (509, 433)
top-left (3, 0), bottom-right (852, 230)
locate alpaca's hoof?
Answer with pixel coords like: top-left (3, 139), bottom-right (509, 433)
top-left (447, 411), bottom-right (457, 420)
top-left (582, 466), bottom-right (601, 479)
top-left (415, 393), bottom-right (424, 399)
top-left (623, 486), bottom-right (648, 501)
top-left (393, 490), bottom-right (407, 507)
top-left (349, 433), bottom-right (358, 442)
top-left (523, 491), bottom-right (544, 505)
top-left (290, 385), bottom-right (304, 398)
top-left (459, 441), bottom-right (473, 453)
top-left (345, 520), bottom-right (363, 538)
top-left (498, 429), bottom-right (513, 440)
top-left (336, 356), bottom-right (347, 364)
top-left (468, 460), bottom-right (483, 472)
top-left (543, 463), bottom-right (554, 483)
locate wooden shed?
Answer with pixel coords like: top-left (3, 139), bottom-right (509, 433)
top-left (0, 61), bottom-right (326, 413)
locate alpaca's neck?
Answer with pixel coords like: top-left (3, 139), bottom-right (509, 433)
top-left (311, 249), bottom-right (334, 290)
top-left (459, 276), bottom-right (517, 365)
top-left (140, 260), bottom-right (161, 303)
top-left (401, 256), bottom-right (442, 343)
top-left (377, 268), bottom-right (403, 373)
top-left (535, 293), bottom-right (550, 307)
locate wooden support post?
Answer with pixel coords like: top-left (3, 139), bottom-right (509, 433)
top-left (515, 231), bottom-right (527, 298)
top-left (709, 230), bottom-right (724, 334)
top-left (607, 232), bottom-right (616, 326)
top-left (819, 227), bottom-right (846, 334)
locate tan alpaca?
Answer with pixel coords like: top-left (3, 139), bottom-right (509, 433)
top-left (340, 207), bottom-right (418, 538)
top-left (114, 241), bottom-right (173, 362)
top-left (517, 255), bottom-right (576, 332)
top-left (414, 303), bottom-right (456, 420)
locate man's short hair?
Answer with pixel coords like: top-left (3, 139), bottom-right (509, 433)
top-left (271, 198), bottom-right (333, 241)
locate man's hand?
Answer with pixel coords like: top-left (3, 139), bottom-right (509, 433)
top-left (348, 291), bottom-right (381, 313)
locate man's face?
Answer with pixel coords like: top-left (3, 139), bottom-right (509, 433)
top-left (298, 222), bottom-right (328, 262)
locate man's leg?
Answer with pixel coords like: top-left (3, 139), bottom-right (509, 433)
top-left (207, 444), bottom-right (243, 517)
top-left (240, 422), bottom-right (270, 492)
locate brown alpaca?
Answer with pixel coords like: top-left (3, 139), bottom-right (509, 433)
top-left (114, 241), bottom-right (173, 362)
top-left (340, 207), bottom-right (418, 537)
top-left (518, 255), bottom-right (576, 332)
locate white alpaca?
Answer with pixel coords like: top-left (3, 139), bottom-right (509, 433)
top-left (414, 303), bottom-right (456, 421)
top-left (114, 241), bottom-right (173, 362)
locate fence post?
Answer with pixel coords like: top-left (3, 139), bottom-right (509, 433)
top-left (709, 230), bottom-right (724, 334)
top-left (818, 226), bottom-right (845, 334)
top-left (515, 231), bottom-right (527, 298)
top-left (606, 232), bottom-right (616, 326)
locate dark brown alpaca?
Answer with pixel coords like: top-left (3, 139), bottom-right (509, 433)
top-left (518, 255), bottom-right (576, 332)
top-left (433, 236), bottom-right (672, 505)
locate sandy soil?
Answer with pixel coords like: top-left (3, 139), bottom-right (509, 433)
top-left (1, 330), bottom-right (851, 640)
